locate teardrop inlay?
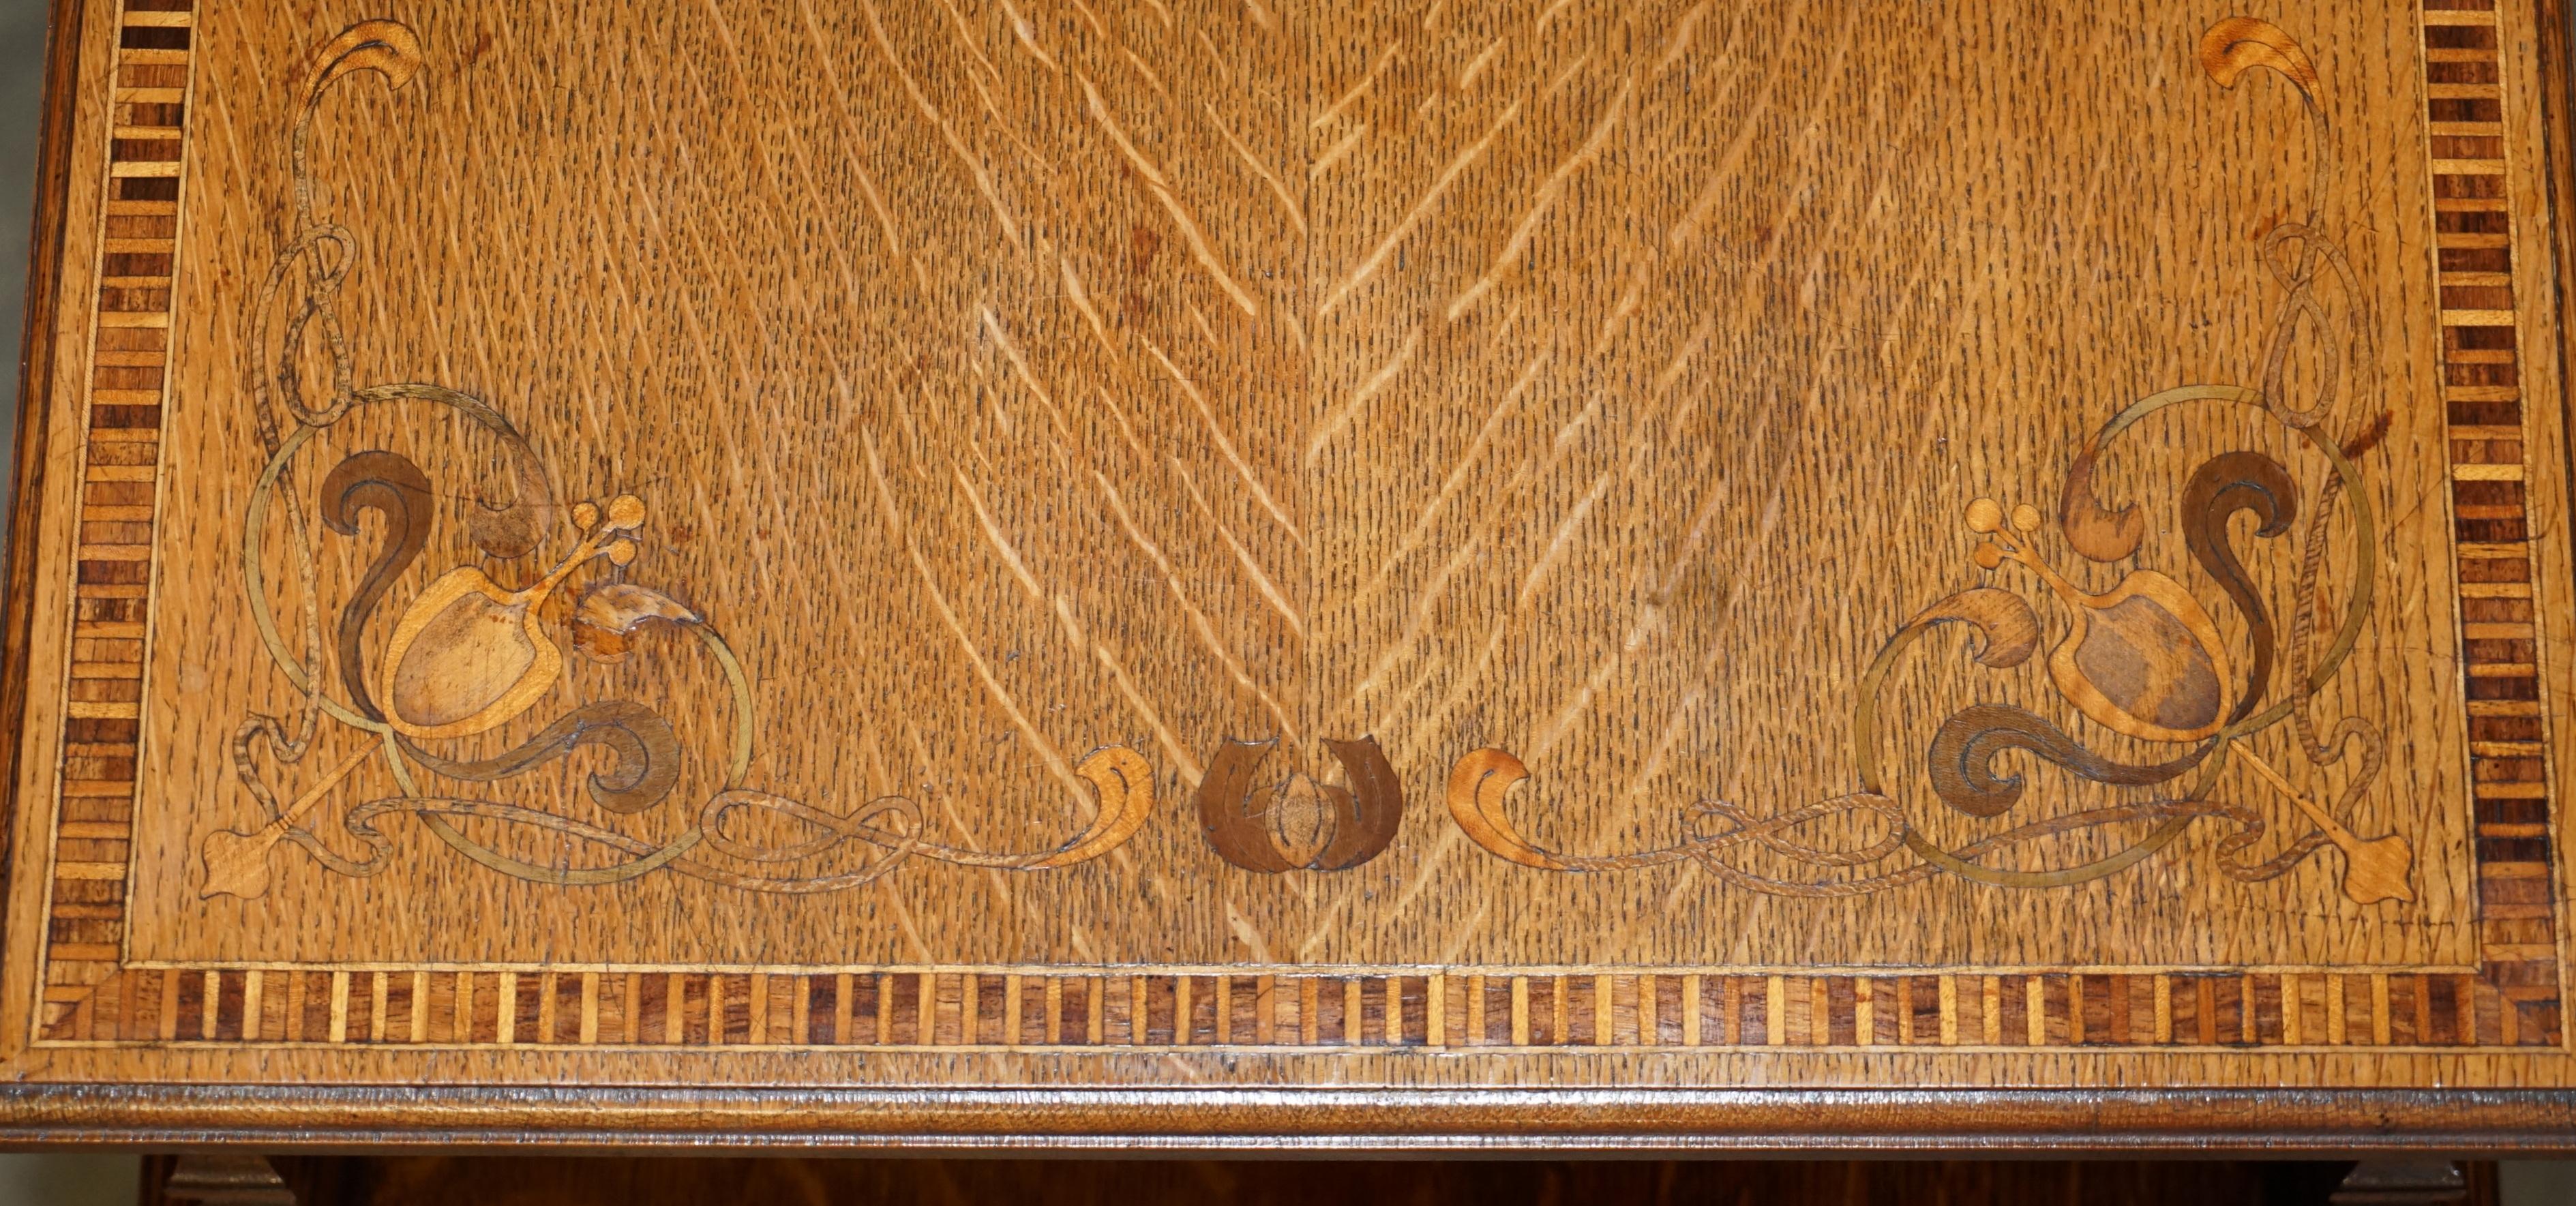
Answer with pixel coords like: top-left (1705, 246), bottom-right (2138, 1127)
top-left (389, 583), bottom-right (538, 728)
top-left (2069, 593), bottom-right (2223, 734)
top-left (2040, 569), bottom-right (2235, 743)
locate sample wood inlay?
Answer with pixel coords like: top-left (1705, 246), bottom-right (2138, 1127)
top-left (8, 0), bottom-right (2576, 1148)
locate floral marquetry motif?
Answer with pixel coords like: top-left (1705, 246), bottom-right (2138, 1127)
top-left (4, 0), bottom-right (2576, 1149)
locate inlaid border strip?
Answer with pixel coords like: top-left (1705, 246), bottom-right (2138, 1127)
top-left (27, 966), bottom-right (2526, 1051)
top-left (23, 0), bottom-right (2570, 1053)
top-left (31, 0), bottom-right (195, 1036)
top-left (2425, 0), bottom-right (2564, 1050)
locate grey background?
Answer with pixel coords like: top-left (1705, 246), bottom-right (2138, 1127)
top-left (0, 0), bottom-right (2571, 1201)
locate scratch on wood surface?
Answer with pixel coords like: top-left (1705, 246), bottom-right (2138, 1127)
top-left (1321, 101), bottom-right (1521, 314)
top-left (1141, 337), bottom-right (1304, 541)
top-left (1170, 455), bottom-right (1307, 640)
top-left (1514, 466), bottom-right (1613, 611)
top-left (1058, 254), bottom-right (1118, 357)
top-left (1352, 527), bottom-right (1488, 702)
top-left (993, 0), bottom-right (1061, 69)
top-left (1529, 312), bottom-right (1823, 770)
top-left (1308, 123), bottom-right (1368, 181)
top-left (953, 466), bottom-right (1049, 605)
top-left (1589, 264), bottom-right (1649, 359)
top-left (978, 305), bottom-right (1074, 439)
top-left (1096, 643), bottom-right (1203, 782)
top-left (1091, 470), bottom-right (1302, 740)
top-left (859, 0), bottom-right (1021, 240)
top-left (1655, 0), bottom-right (1713, 74)
top-left (863, 429), bottom-right (1090, 810)
top-left (1081, 76), bottom-right (1264, 315)
top-left (1314, 40), bottom-right (1401, 129)
top-left (1448, 78), bottom-right (1634, 320)
top-left (1078, 73), bottom-right (1173, 190)
top-left (1205, 102), bottom-right (1307, 234)
top-left (1093, 384), bottom-right (1152, 461)
top-left (1306, 326), bottom-right (1421, 464)
top-left (1358, 346), bottom-right (1548, 607)
top-left (1064, 0), bottom-right (1108, 38)
top-left (1458, 37), bottom-right (1504, 89)
top-left (1669, 0), bottom-right (1835, 250)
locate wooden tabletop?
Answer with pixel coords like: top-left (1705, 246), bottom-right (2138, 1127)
top-left (5, 0), bottom-right (2576, 1150)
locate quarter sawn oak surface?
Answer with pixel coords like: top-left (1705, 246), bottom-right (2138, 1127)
top-left (5, 0), bottom-right (2576, 1149)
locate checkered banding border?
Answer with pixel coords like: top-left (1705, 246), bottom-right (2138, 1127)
top-left (32, 0), bottom-right (195, 1036)
top-left (2425, 0), bottom-right (2563, 1050)
top-left (28, 966), bottom-right (2543, 1051)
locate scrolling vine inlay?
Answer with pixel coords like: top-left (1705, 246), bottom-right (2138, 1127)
top-left (201, 22), bottom-right (1158, 899)
top-left (208, 16), bottom-right (2413, 909)
top-left (1451, 18), bottom-right (2411, 905)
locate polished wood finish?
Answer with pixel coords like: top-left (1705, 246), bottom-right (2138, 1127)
top-left (5, 0), bottom-right (2576, 1148)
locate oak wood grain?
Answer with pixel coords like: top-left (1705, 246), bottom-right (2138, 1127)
top-left (2, 0), bottom-right (2576, 1149)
